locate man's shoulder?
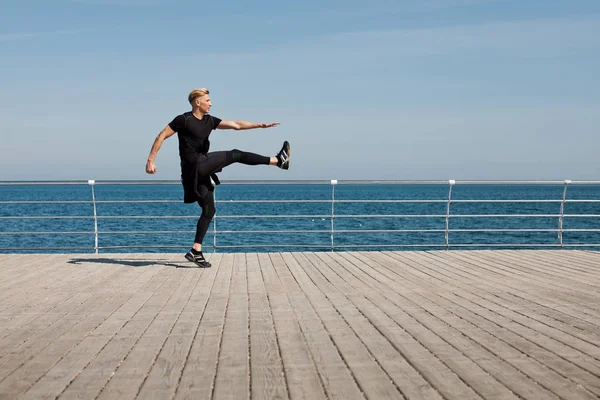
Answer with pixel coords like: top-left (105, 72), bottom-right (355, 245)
top-left (207, 114), bottom-right (222, 124)
top-left (168, 112), bottom-right (192, 132)
top-left (170, 111), bottom-right (191, 120)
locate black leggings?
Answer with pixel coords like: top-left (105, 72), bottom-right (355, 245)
top-left (195, 190), bottom-right (216, 244)
top-left (193, 150), bottom-right (270, 245)
top-left (196, 149), bottom-right (271, 178)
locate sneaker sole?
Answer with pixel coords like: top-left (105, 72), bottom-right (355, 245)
top-left (282, 142), bottom-right (290, 170)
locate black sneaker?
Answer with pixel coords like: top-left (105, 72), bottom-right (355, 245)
top-left (276, 141), bottom-right (290, 170)
top-left (185, 250), bottom-right (211, 268)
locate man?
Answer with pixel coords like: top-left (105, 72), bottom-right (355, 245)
top-left (145, 88), bottom-right (290, 267)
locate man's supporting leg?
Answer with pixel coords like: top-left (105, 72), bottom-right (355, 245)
top-left (185, 191), bottom-right (215, 267)
top-left (193, 192), bottom-right (216, 249)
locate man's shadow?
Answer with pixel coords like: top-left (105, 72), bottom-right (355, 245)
top-left (67, 257), bottom-right (206, 268)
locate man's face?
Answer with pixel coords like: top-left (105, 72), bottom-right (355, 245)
top-left (196, 94), bottom-right (212, 113)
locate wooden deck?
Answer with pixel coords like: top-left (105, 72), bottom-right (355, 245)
top-left (0, 250), bottom-right (599, 400)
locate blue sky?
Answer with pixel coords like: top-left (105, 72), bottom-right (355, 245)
top-left (1, 0), bottom-right (599, 181)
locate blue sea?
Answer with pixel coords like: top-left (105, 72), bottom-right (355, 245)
top-left (1, 182), bottom-right (599, 253)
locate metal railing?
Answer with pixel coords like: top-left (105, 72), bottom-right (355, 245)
top-left (1, 179), bottom-right (599, 253)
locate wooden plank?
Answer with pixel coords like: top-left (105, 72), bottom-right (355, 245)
top-left (359, 251), bottom-right (600, 399)
top-left (269, 253), bottom-right (366, 400)
top-left (303, 251), bottom-right (447, 400)
top-left (286, 252), bottom-right (405, 399)
top-left (345, 251), bottom-right (577, 400)
top-left (558, 250), bottom-right (600, 266)
top-left (537, 250), bottom-right (600, 273)
top-left (430, 251), bottom-right (600, 328)
top-left (482, 250), bottom-right (600, 280)
top-left (328, 252), bottom-right (506, 400)
top-left (479, 251), bottom-right (600, 299)
top-left (303, 251), bottom-right (448, 399)
top-left (0, 251), bottom-right (598, 400)
top-left (0, 262), bottom-right (172, 398)
top-left (0, 255), bottom-right (38, 285)
top-left (213, 253), bottom-right (250, 400)
top-left (19, 262), bottom-right (185, 400)
top-left (257, 253), bottom-right (326, 400)
top-left (442, 251), bottom-right (600, 334)
top-left (94, 265), bottom-right (196, 400)
top-left (0, 257), bottom-right (90, 321)
top-left (521, 250), bottom-right (600, 274)
top-left (113, 254), bottom-right (221, 400)
top-left (0, 255), bottom-right (65, 294)
top-left (173, 253), bottom-right (233, 400)
top-left (0, 258), bottom-right (120, 317)
top-left (485, 251), bottom-right (600, 304)
top-left (445, 250), bottom-right (599, 294)
top-left (436, 251), bottom-right (600, 324)
top-left (246, 252), bottom-right (288, 400)
top-left (0, 256), bottom-right (171, 400)
top-left (124, 257), bottom-right (221, 400)
top-left (455, 251), bottom-right (600, 302)
top-left (0, 256), bottom-right (65, 306)
top-left (56, 320), bottom-right (155, 400)
top-left (422, 251), bottom-right (600, 344)
top-left (0, 263), bottom-right (163, 377)
top-left (413, 254), bottom-right (600, 372)
top-left (0, 260), bottom-right (132, 352)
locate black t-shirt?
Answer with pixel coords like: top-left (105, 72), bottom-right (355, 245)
top-left (168, 112), bottom-right (222, 164)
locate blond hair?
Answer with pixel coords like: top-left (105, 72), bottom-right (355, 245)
top-left (188, 88), bottom-right (209, 105)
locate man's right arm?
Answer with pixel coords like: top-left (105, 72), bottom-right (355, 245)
top-left (146, 125), bottom-right (176, 174)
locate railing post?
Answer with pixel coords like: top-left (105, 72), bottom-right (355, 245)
top-left (445, 180), bottom-right (455, 250)
top-left (331, 179), bottom-right (338, 252)
top-left (88, 180), bottom-right (99, 254)
top-left (558, 179), bottom-right (570, 249)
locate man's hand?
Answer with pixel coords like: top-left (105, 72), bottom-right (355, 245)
top-left (260, 122), bottom-right (280, 128)
top-left (146, 160), bottom-right (157, 174)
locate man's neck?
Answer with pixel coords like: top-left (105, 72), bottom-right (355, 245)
top-left (192, 109), bottom-right (205, 119)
